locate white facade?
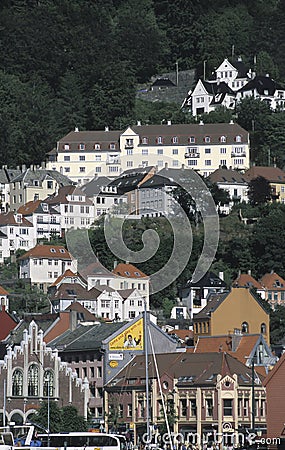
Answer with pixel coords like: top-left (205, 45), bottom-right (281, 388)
top-left (0, 212), bottom-right (37, 253)
top-left (0, 232), bottom-right (11, 263)
top-left (215, 58), bottom-right (250, 91)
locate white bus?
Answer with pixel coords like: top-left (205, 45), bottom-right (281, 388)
top-left (37, 432), bottom-right (121, 450)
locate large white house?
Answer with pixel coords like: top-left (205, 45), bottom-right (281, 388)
top-left (46, 122), bottom-right (250, 182)
top-left (18, 244), bottom-right (77, 292)
top-left (183, 57), bottom-right (285, 116)
top-left (18, 200), bottom-right (61, 241)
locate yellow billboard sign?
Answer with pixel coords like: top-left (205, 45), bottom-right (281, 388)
top-left (109, 318), bottom-right (144, 351)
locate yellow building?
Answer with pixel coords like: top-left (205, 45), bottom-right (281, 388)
top-left (46, 122), bottom-right (250, 184)
top-left (245, 166), bottom-right (285, 204)
top-left (193, 287), bottom-right (270, 344)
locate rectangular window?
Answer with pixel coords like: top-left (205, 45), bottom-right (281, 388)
top-left (127, 149), bottom-right (133, 155)
top-left (180, 399), bottom-right (187, 417)
top-left (157, 160), bottom-right (163, 167)
top-left (220, 148), bottom-right (227, 154)
top-left (220, 160), bottom-right (227, 166)
top-left (172, 149), bottom-right (178, 155)
top-left (188, 160), bottom-right (197, 166)
top-left (205, 148), bottom-right (211, 154)
top-left (205, 160), bottom-right (212, 166)
top-left (64, 156), bottom-right (70, 161)
top-left (127, 404), bottom-right (132, 417)
top-left (95, 167), bottom-right (101, 173)
top-left (223, 399), bottom-right (233, 416)
top-left (172, 160), bottom-right (179, 167)
top-left (79, 155), bottom-right (85, 161)
top-left (64, 167), bottom-right (70, 172)
top-left (142, 149), bottom-right (148, 155)
top-left (206, 398), bottom-right (213, 417)
top-left (109, 166), bottom-right (119, 172)
top-left (127, 161), bottom-right (133, 167)
top-left (190, 399), bottom-right (197, 417)
top-left (157, 149), bottom-right (163, 155)
top-left (79, 167), bottom-right (86, 172)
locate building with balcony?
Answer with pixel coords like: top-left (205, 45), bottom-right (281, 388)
top-left (18, 200), bottom-right (61, 241)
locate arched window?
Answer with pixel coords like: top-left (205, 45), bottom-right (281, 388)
top-left (241, 322), bottom-right (249, 333)
top-left (28, 364), bottom-right (39, 396)
top-left (43, 370), bottom-right (54, 397)
top-left (12, 369), bottom-right (23, 396)
top-left (261, 323), bottom-right (266, 334)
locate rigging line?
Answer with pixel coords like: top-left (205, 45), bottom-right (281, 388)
top-left (148, 327), bottom-right (174, 450)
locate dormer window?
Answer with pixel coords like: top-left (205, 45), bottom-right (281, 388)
top-left (125, 271), bottom-right (130, 276)
top-left (94, 143), bottom-right (101, 150)
top-left (220, 136), bottom-right (227, 143)
top-left (189, 136), bottom-right (196, 144)
top-left (59, 249), bottom-right (65, 253)
top-left (142, 137), bottom-right (148, 145)
top-left (172, 136), bottom-right (178, 144)
top-left (235, 135), bottom-right (242, 142)
top-left (63, 144), bottom-right (70, 150)
top-left (157, 136), bottom-right (163, 144)
top-left (109, 143), bottom-right (116, 150)
top-left (79, 143), bottom-right (85, 150)
top-left (204, 136), bottom-right (211, 143)
top-left (50, 248), bottom-right (56, 253)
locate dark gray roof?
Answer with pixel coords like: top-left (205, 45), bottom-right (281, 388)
top-left (238, 75), bottom-right (285, 95)
top-left (12, 169), bottom-right (73, 186)
top-left (139, 174), bottom-right (178, 189)
top-left (229, 58), bottom-right (250, 78)
top-left (194, 292), bottom-right (229, 320)
top-left (108, 167), bottom-right (155, 193)
top-left (185, 271), bottom-right (227, 289)
top-left (208, 168), bottom-right (248, 184)
top-left (203, 81), bottom-right (234, 95)
top-left (58, 130), bottom-right (121, 153)
top-left (151, 77), bottom-right (176, 88)
top-left (81, 176), bottom-right (112, 197)
top-left (49, 322), bottom-right (126, 352)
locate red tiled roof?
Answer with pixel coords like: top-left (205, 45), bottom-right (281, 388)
top-left (18, 200), bottom-right (42, 215)
top-left (18, 244), bottom-right (73, 260)
top-left (112, 263), bottom-right (148, 278)
top-left (233, 273), bottom-right (263, 290)
top-left (46, 185), bottom-right (93, 205)
top-left (168, 329), bottom-right (193, 341)
top-left (260, 272), bottom-right (285, 291)
top-left (0, 285), bottom-right (9, 296)
top-left (0, 212), bottom-right (33, 227)
top-left (244, 166), bottom-right (285, 183)
top-left (51, 269), bottom-right (78, 286)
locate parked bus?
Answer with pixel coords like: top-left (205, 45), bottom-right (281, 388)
top-left (37, 432), bottom-right (121, 450)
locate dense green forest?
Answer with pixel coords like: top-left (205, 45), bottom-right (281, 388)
top-left (1, 0), bottom-right (285, 167)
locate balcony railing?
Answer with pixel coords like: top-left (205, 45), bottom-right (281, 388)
top-left (185, 152), bottom-right (200, 158)
top-left (125, 143), bottom-right (134, 149)
top-left (231, 151), bottom-right (246, 157)
top-left (106, 158), bottom-right (121, 165)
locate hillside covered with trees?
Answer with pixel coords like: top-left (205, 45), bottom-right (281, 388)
top-left (1, 0), bottom-right (285, 167)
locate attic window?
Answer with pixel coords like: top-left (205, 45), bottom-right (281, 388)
top-left (235, 135), bottom-right (242, 142)
top-left (109, 143), bottom-right (116, 150)
top-left (204, 136), bottom-right (211, 143)
top-left (157, 136), bottom-right (163, 144)
top-left (94, 143), bottom-right (101, 150)
top-left (64, 144), bottom-right (70, 150)
top-left (134, 272), bottom-right (141, 277)
top-left (189, 136), bottom-right (195, 144)
top-left (220, 136), bottom-right (226, 143)
top-left (172, 136), bottom-right (178, 144)
top-left (125, 271), bottom-right (130, 276)
top-left (79, 143), bottom-right (85, 150)
top-left (50, 248), bottom-right (56, 253)
top-left (60, 249), bottom-right (65, 253)
top-left (142, 137), bottom-right (148, 145)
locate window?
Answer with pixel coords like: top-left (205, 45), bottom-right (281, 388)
top-left (242, 322), bottom-right (249, 333)
top-left (127, 404), bottom-right (132, 417)
top-left (109, 143), bottom-right (116, 150)
top-left (234, 158), bottom-right (244, 165)
top-left (205, 148), bottom-right (211, 154)
top-left (64, 144), bottom-right (70, 150)
top-left (43, 370), bottom-right (54, 397)
top-left (64, 156), bottom-right (70, 161)
top-left (142, 137), bottom-right (148, 144)
top-left (220, 160), bottom-right (227, 166)
top-left (261, 323), bottom-right (266, 334)
top-left (190, 399), bottom-right (197, 417)
top-left (28, 364), bottom-right (39, 396)
top-left (157, 136), bottom-right (163, 144)
top-left (172, 136), bottom-right (178, 144)
top-left (79, 143), bottom-right (85, 150)
top-left (188, 160), bottom-right (197, 166)
top-left (127, 149), bottom-right (133, 155)
top-left (94, 143), bottom-right (101, 150)
top-left (109, 166), bottom-right (119, 173)
top-left (220, 148), bottom-right (227, 154)
top-left (204, 136), bottom-right (211, 143)
top-left (95, 167), bottom-right (101, 173)
top-left (48, 272), bottom-right (52, 279)
top-left (157, 160), bottom-right (164, 166)
top-left (127, 161), bottom-right (133, 167)
top-left (205, 160), bottom-right (212, 166)
top-left (12, 369), bottom-right (23, 396)
top-left (80, 167), bottom-right (86, 172)
top-left (189, 136), bottom-right (195, 143)
top-left (206, 398), bottom-right (213, 417)
top-left (79, 155), bottom-right (85, 161)
top-left (220, 136), bottom-right (227, 143)
top-left (223, 399), bottom-right (233, 416)
top-left (235, 135), bottom-right (242, 142)
top-left (157, 149), bottom-right (163, 155)
top-left (180, 399), bottom-right (187, 417)
top-left (129, 311), bottom-right (136, 319)
top-left (142, 149), bottom-right (148, 155)
top-left (64, 167), bottom-right (70, 173)
top-left (172, 160), bottom-right (179, 167)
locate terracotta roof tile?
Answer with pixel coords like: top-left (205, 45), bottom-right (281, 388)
top-left (244, 166), bottom-right (285, 183)
top-left (0, 285), bottom-right (9, 296)
top-left (18, 244), bottom-right (73, 260)
top-left (233, 273), bottom-right (263, 290)
top-left (260, 272), bottom-right (285, 291)
top-left (112, 263), bottom-right (148, 278)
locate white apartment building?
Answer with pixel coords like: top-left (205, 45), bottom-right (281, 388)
top-left (18, 244), bottom-right (78, 292)
top-left (46, 185), bottom-right (95, 231)
top-left (18, 200), bottom-right (61, 241)
top-left (46, 122), bottom-right (250, 182)
top-left (0, 212), bottom-right (36, 253)
top-left (0, 231), bottom-right (11, 263)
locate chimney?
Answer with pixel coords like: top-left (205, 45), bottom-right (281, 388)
top-left (41, 161), bottom-right (46, 169)
top-left (105, 126), bottom-right (109, 132)
top-left (114, 260), bottom-right (118, 269)
top-left (70, 310), bottom-right (78, 331)
top-left (22, 164), bottom-right (26, 172)
top-left (137, 121), bottom-right (141, 126)
top-left (229, 120), bottom-right (234, 124)
top-left (167, 120), bottom-right (171, 126)
top-left (182, 164), bottom-right (185, 170)
top-left (164, 162), bottom-right (168, 169)
top-left (74, 127), bottom-right (79, 132)
top-left (219, 271), bottom-right (224, 281)
top-left (248, 270), bottom-right (251, 276)
top-left (199, 120), bottom-right (204, 126)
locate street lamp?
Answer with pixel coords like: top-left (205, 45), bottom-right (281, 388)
top-left (44, 373), bottom-right (51, 446)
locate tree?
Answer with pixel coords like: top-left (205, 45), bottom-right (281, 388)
top-left (61, 406), bottom-right (88, 432)
top-left (31, 401), bottom-right (62, 433)
top-left (248, 176), bottom-right (272, 206)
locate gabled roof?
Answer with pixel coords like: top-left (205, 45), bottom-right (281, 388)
top-left (260, 272), bottom-right (285, 291)
top-left (202, 80), bottom-right (234, 96)
top-left (117, 288), bottom-right (136, 299)
top-left (238, 75), bottom-right (285, 95)
top-left (208, 168), bottom-right (248, 184)
top-left (228, 58), bottom-right (250, 78)
top-left (244, 166), bottom-right (285, 184)
top-left (81, 261), bottom-right (115, 279)
top-left (139, 173), bottom-right (178, 189)
top-left (151, 77), bottom-right (176, 88)
top-left (0, 212), bottom-right (33, 227)
top-left (0, 285), bottom-right (9, 296)
top-left (58, 130), bottom-right (121, 153)
top-left (184, 271), bottom-right (227, 289)
top-left (12, 168), bottom-right (73, 186)
top-left (64, 301), bottom-right (97, 321)
top-left (49, 321), bottom-right (125, 351)
top-left (108, 167), bottom-right (156, 193)
top-left (18, 244), bottom-right (73, 261)
top-left (50, 282), bottom-right (101, 301)
top-left (233, 273), bottom-right (263, 290)
top-left (263, 351), bottom-right (285, 386)
top-left (51, 269), bottom-right (86, 287)
top-left (107, 351), bottom-right (262, 387)
top-left (81, 176), bottom-right (112, 197)
top-left (18, 200), bottom-right (59, 216)
top-left (113, 263), bottom-right (148, 278)
top-left (46, 185), bottom-right (93, 206)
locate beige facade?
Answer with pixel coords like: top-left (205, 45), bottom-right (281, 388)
top-left (46, 123), bottom-right (250, 183)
